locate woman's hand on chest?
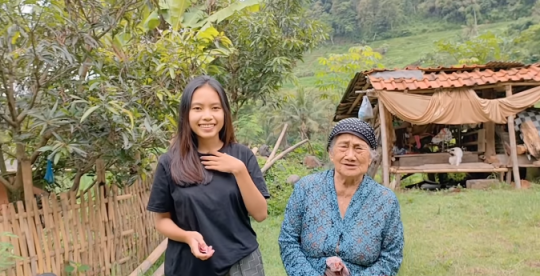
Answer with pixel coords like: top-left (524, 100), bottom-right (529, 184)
top-left (200, 151), bottom-right (246, 175)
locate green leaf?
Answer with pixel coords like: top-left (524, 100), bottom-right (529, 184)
top-left (80, 106), bottom-right (100, 123)
top-left (183, 9), bottom-right (204, 26)
top-left (160, 0), bottom-right (190, 28)
top-left (189, 0), bottom-right (261, 28)
top-left (144, 118), bottom-right (152, 132)
top-left (11, 32), bottom-right (20, 44)
top-left (197, 26), bottom-right (219, 41)
top-left (64, 265), bottom-right (75, 273)
top-left (37, 146), bottom-right (53, 152)
top-left (78, 264), bottom-right (90, 272)
top-left (53, 153), bottom-right (61, 165)
top-left (142, 9), bottom-right (160, 32)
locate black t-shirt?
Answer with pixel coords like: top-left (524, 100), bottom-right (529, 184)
top-left (146, 143), bottom-right (270, 276)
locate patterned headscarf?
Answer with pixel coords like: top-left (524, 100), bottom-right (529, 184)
top-left (327, 118), bottom-right (377, 151)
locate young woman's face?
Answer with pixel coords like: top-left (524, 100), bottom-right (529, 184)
top-left (189, 84), bottom-right (225, 141)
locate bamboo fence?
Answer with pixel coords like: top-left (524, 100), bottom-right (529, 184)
top-left (0, 178), bottom-right (162, 276)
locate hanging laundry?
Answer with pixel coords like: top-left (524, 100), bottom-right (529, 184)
top-left (431, 128), bottom-right (453, 144)
top-left (414, 135), bottom-right (421, 149)
top-left (44, 159), bottom-right (54, 184)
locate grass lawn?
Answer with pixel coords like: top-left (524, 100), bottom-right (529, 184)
top-left (254, 186), bottom-right (540, 276)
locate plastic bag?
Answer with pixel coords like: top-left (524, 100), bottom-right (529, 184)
top-left (357, 95), bottom-right (374, 120)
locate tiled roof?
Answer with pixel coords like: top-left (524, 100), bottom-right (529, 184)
top-left (333, 62), bottom-right (540, 121)
top-left (369, 63), bottom-right (540, 91)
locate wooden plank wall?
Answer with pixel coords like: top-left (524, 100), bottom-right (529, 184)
top-left (0, 178), bottom-right (162, 276)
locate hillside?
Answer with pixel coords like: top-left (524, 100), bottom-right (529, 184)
top-left (288, 21), bottom-right (515, 89)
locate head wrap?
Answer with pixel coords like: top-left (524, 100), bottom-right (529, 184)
top-left (327, 118), bottom-right (377, 151)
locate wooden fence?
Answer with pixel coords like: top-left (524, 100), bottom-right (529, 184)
top-left (0, 178), bottom-right (162, 276)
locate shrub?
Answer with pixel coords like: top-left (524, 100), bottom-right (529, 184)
top-left (260, 152), bottom-right (317, 216)
top-left (0, 232), bottom-right (22, 270)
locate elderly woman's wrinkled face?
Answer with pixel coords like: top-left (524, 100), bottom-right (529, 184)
top-left (329, 134), bottom-right (371, 177)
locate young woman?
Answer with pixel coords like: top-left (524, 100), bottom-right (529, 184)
top-left (147, 75), bottom-right (270, 276)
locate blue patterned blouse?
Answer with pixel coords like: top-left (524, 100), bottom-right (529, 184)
top-left (278, 170), bottom-right (404, 276)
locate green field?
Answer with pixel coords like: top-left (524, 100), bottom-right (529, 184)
top-left (255, 186), bottom-right (540, 276)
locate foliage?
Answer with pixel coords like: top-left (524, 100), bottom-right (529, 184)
top-left (514, 22), bottom-right (540, 63)
top-left (233, 86), bottom-right (336, 147)
top-left (65, 261), bottom-right (90, 275)
top-left (0, 0), bottom-right (241, 198)
top-left (304, 0), bottom-right (539, 42)
top-left (274, 88), bottom-right (334, 140)
top-left (356, 0), bottom-right (406, 39)
top-left (0, 232), bottom-right (22, 270)
top-left (260, 153), bottom-right (313, 216)
top-left (233, 111), bottom-right (265, 146)
top-left (213, 0), bottom-right (329, 118)
top-left (141, 0), bottom-right (262, 32)
top-left (315, 46), bottom-right (383, 102)
top-left (424, 31), bottom-right (517, 66)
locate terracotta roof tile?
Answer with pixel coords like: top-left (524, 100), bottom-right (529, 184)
top-left (367, 63), bottom-right (540, 91)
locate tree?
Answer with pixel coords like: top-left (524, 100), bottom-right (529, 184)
top-left (213, 0), bottom-right (329, 119)
top-left (329, 0), bottom-right (358, 38)
top-left (276, 88), bottom-right (333, 141)
top-left (356, 0), bottom-right (405, 39)
top-left (431, 31), bottom-right (516, 65)
top-left (514, 23), bottom-right (540, 63)
top-left (0, 0), bottom-right (239, 201)
top-left (315, 46), bottom-right (383, 103)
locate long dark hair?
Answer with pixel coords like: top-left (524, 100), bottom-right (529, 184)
top-left (169, 75), bottom-right (236, 186)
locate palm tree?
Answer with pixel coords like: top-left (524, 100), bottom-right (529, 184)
top-left (277, 87), bottom-right (333, 141)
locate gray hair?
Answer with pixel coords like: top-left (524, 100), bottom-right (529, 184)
top-left (328, 136), bottom-right (379, 160)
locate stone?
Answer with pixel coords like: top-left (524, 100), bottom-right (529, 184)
top-left (465, 179), bottom-right (499, 190)
top-left (303, 155), bottom-right (322, 169)
top-left (259, 145), bottom-right (271, 157)
top-left (511, 179), bottom-right (531, 189)
top-left (286, 175), bottom-right (301, 185)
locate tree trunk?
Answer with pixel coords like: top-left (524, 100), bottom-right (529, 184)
top-left (0, 144), bottom-right (7, 174)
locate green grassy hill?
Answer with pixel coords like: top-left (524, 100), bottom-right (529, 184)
top-left (288, 21), bottom-right (514, 89)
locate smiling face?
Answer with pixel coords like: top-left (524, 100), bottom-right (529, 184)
top-left (188, 84), bottom-right (225, 142)
top-left (329, 133), bottom-right (372, 178)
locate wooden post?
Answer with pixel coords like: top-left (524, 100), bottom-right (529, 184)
top-left (482, 91), bottom-right (496, 157)
top-left (379, 101), bottom-right (390, 187)
top-left (506, 85), bottom-right (521, 189)
top-left (394, 173), bottom-right (401, 190)
top-left (21, 159), bottom-right (34, 208)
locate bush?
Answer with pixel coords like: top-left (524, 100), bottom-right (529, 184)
top-left (0, 232), bottom-right (22, 270)
top-left (259, 151), bottom-right (320, 216)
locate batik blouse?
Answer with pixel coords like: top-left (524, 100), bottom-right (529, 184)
top-left (278, 170), bottom-right (404, 276)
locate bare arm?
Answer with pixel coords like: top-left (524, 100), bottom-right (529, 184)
top-left (154, 212), bottom-right (189, 243)
top-left (153, 212), bottom-right (214, 260)
top-left (233, 166), bottom-right (268, 222)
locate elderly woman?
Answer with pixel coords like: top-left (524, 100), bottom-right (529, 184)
top-left (278, 118), bottom-right (404, 276)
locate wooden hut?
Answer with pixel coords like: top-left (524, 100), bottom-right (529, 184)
top-left (334, 62), bottom-right (540, 189)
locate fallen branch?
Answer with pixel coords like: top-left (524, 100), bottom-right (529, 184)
top-left (261, 139), bottom-right (309, 173)
top-left (267, 123), bottom-right (288, 162)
